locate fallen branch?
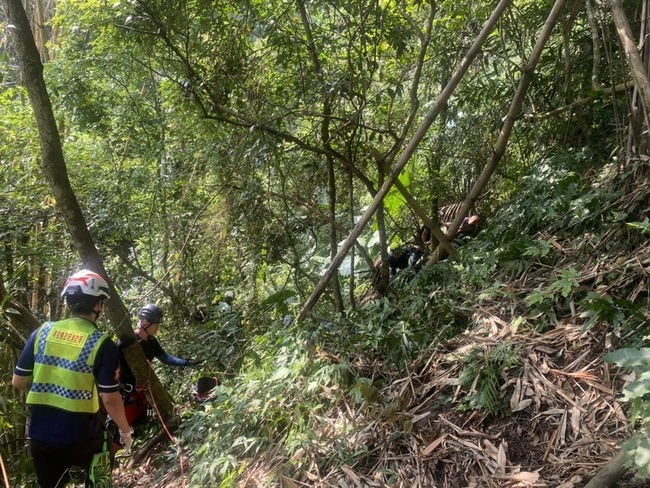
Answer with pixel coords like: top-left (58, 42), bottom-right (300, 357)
top-left (128, 425), bottom-right (176, 468)
top-left (583, 450), bottom-right (630, 488)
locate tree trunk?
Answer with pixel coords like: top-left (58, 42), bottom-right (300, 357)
top-left (347, 168), bottom-right (357, 310)
top-left (297, 0), bottom-right (344, 310)
top-left (2, 0), bottom-right (175, 422)
top-left (607, 0), bottom-right (650, 153)
top-left (431, 0), bottom-right (568, 263)
top-left (585, 0), bottom-right (601, 89)
top-left (582, 450), bottom-right (629, 488)
top-left (376, 165), bottom-right (390, 293)
top-left (298, 0), bottom-right (513, 320)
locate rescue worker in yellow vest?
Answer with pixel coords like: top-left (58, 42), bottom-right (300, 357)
top-left (12, 269), bottom-right (133, 487)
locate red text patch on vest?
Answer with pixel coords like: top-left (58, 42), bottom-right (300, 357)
top-left (50, 329), bottom-right (87, 346)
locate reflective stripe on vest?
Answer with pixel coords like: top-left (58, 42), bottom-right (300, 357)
top-left (27, 318), bottom-right (107, 413)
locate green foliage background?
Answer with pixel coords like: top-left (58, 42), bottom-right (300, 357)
top-left (1, 0), bottom-right (649, 485)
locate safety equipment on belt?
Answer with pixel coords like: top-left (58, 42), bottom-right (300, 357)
top-left (122, 387), bottom-right (148, 427)
top-left (61, 269), bottom-right (110, 299)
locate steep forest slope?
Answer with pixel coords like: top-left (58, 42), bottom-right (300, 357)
top-left (116, 156), bottom-right (649, 487)
top-left (2, 0), bottom-right (650, 486)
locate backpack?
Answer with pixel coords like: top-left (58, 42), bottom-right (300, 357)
top-left (123, 386), bottom-right (148, 426)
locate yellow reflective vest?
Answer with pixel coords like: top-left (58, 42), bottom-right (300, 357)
top-left (27, 317), bottom-right (108, 413)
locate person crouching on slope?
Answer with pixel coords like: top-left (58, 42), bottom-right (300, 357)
top-left (12, 269), bottom-right (132, 488)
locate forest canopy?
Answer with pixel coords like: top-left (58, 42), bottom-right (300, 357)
top-left (1, 0), bottom-right (649, 485)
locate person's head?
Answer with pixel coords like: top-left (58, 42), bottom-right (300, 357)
top-left (61, 269), bottom-right (110, 322)
top-left (223, 291), bottom-right (235, 304)
top-left (137, 303), bottom-right (163, 338)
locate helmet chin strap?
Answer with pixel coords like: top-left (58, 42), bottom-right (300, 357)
top-left (138, 322), bottom-right (155, 340)
top-left (92, 300), bottom-right (105, 322)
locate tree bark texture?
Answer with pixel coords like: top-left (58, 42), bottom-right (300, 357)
top-left (583, 450), bottom-right (629, 488)
top-left (2, 0), bottom-right (175, 421)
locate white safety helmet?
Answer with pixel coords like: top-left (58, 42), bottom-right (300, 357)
top-left (61, 269), bottom-right (110, 299)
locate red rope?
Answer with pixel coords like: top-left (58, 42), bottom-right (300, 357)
top-left (145, 360), bottom-right (186, 487)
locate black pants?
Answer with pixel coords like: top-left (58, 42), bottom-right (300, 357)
top-left (30, 433), bottom-right (104, 488)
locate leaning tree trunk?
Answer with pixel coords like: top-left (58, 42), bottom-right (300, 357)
top-left (607, 0), bottom-right (650, 155)
top-left (431, 0), bottom-right (568, 264)
top-left (298, 0), bottom-right (514, 320)
top-left (582, 449), bottom-right (629, 488)
top-left (2, 0), bottom-right (175, 422)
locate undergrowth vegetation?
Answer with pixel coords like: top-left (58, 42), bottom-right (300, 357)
top-left (135, 154), bottom-right (649, 486)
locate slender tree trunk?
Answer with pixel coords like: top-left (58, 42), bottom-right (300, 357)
top-left (347, 168), bottom-right (356, 310)
top-left (586, 0), bottom-right (601, 89)
top-left (297, 0), bottom-right (344, 310)
top-left (607, 0), bottom-right (650, 153)
top-left (626, 0), bottom-right (650, 156)
top-left (2, 0), bottom-right (175, 421)
top-left (327, 154), bottom-right (344, 310)
top-left (431, 0), bottom-right (569, 263)
top-left (298, 0), bottom-right (513, 320)
top-left (376, 165), bottom-right (390, 292)
top-left (33, 0), bottom-right (49, 61)
top-left (375, 1), bottom-right (456, 259)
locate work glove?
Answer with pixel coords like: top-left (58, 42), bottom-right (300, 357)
top-left (185, 359), bottom-right (203, 367)
top-left (119, 427), bottom-right (134, 453)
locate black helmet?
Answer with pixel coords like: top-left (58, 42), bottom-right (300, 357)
top-left (138, 303), bottom-right (164, 323)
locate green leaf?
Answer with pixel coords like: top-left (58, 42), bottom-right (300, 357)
top-left (603, 348), bottom-right (650, 368)
top-left (621, 371), bottom-right (650, 401)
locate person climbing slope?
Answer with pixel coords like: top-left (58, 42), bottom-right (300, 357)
top-left (116, 303), bottom-right (200, 426)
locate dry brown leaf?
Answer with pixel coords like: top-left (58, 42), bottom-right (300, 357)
top-left (448, 435), bottom-right (483, 452)
top-left (483, 439), bottom-right (499, 459)
top-left (501, 470), bottom-right (541, 486)
top-left (510, 378), bottom-right (524, 411)
top-left (570, 406), bottom-right (581, 440)
top-left (582, 379), bottom-right (613, 394)
top-left (422, 434), bottom-right (447, 456)
top-left (497, 441), bottom-right (508, 473)
top-left (549, 368), bottom-right (599, 381)
top-left (281, 476), bottom-right (299, 488)
top-left (341, 466), bottom-right (361, 487)
top-left (558, 409), bottom-right (568, 446)
top-left (304, 471), bottom-right (319, 481)
top-left (411, 411), bottom-right (430, 423)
